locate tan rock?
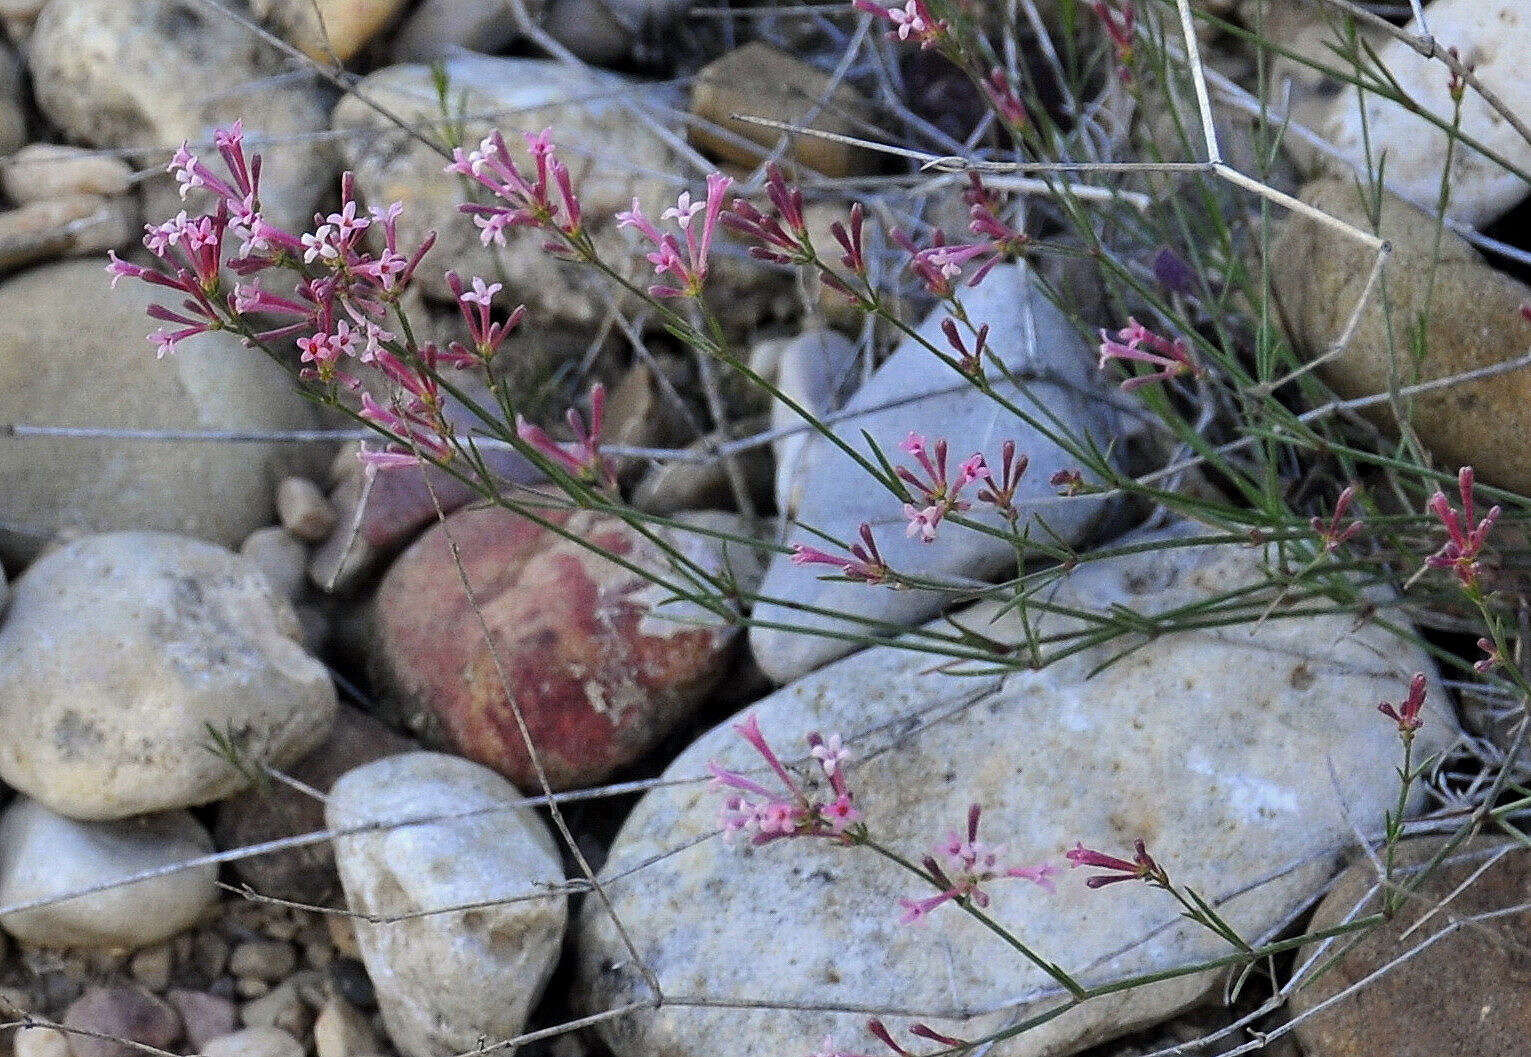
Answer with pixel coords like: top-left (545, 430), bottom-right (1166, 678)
top-left (252, 0), bottom-right (406, 62)
top-left (1271, 176), bottom-right (1531, 494)
top-left (0, 195), bottom-right (135, 273)
top-left (2, 144), bottom-right (135, 203)
top-left (277, 477), bottom-right (338, 542)
top-left (202, 1027), bottom-right (305, 1057)
top-left (689, 42), bottom-right (877, 177)
top-left (313, 998), bottom-right (379, 1057)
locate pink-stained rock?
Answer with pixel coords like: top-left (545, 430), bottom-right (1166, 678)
top-left (369, 505), bottom-right (741, 790)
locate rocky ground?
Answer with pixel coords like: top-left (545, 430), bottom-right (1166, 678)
top-left (1, 1), bottom-right (1530, 1057)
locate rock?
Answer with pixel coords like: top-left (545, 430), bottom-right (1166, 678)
top-left (1271, 176), bottom-right (1531, 495)
top-left (240, 527), bottom-right (310, 602)
top-left (168, 991), bottom-right (239, 1052)
top-left (127, 944), bottom-right (174, 991)
top-left (630, 415), bottom-right (773, 516)
top-left (27, 0), bottom-right (331, 231)
top-left (749, 263), bottom-right (1137, 683)
top-left (388, 0), bottom-right (536, 60)
top-left (0, 195), bottom-right (136, 274)
top-left (240, 981), bottom-right (310, 1040)
top-left (749, 329), bottom-right (859, 514)
top-left (328, 753), bottom-right (567, 1057)
top-left (0, 532), bottom-right (338, 819)
top-left (312, 998), bottom-right (379, 1057)
top-left (577, 526), bottom-right (1455, 1057)
top-left (332, 56), bottom-right (679, 321)
top-left (1, 145), bottom-right (135, 204)
top-left (541, 0), bottom-right (691, 65)
top-left (228, 941), bottom-right (297, 982)
top-left (1291, 837), bottom-right (1531, 1056)
top-left (690, 43), bottom-right (877, 177)
top-left (62, 987), bottom-right (181, 1057)
top-left (251, 0), bottom-right (406, 62)
top-left (370, 505), bottom-right (740, 790)
top-left (601, 362), bottom-right (696, 485)
top-left (327, 958), bottom-right (374, 1009)
top-left (13, 1029), bottom-right (72, 1057)
top-left (0, 799), bottom-right (217, 949)
top-left (202, 1027), bottom-right (305, 1057)
top-left (0, 260), bottom-right (326, 563)
top-left (1312, 0), bottom-right (1531, 225)
top-left (0, 43), bottom-right (25, 155)
top-left (277, 477), bottom-right (338, 542)
top-left (214, 705), bottom-right (417, 905)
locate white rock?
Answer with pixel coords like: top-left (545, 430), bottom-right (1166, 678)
top-left (1, 144), bottom-right (135, 204)
top-left (27, 0), bottom-right (332, 231)
top-left (578, 527), bottom-right (1456, 1057)
top-left (331, 56), bottom-right (680, 321)
top-left (0, 798), bottom-right (217, 949)
top-left (0, 260), bottom-right (327, 564)
top-left (748, 329), bottom-right (860, 515)
top-left (13, 1028), bottom-right (72, 1057)
top-left (0, 532), bottom-right (337, 820)
top-left (202, 1027), bottom-right (305, 1057)
top-left (328, 753), bottom-right (567, 1057)
top-left (1315, 0), bottom-right (1531, 226)
top-left (749, 264), bottom-right (1138, 682)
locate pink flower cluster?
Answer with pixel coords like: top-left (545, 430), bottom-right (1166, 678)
top-left (1097, 318), bottom-right (1200, 391)
top-left (446, 128), bottom-right (583, 246)
top-left (1311, 485), bottom-right (1362, 553)
top-left (791, 523), bottom-right (893, 585)
top-left (899, 804), bottom-right (1058, 924)
top-left (709, 715), bottom-right (862, 844)
top-left (852, 0), bottom-right (949, 49)
top-left (110, 123), bottom-right (528, 471)
top-left (812, 1020), bottom-right (967, 1057)
top-left (1425, 467), bottom-right (1499, 589)
top-left (1377, 672), bottom-right (1427, 738)
top-left (515, 382), bottom-right (615, 487)
top-left (897, 432), bottom-right (987, 542)
top-left (1065, 838), bottom-right (1166, 888)
top-left (618, 173), bottom-right (733, 299)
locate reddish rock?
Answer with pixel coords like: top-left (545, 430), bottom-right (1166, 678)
top-left (370, 505), bottom-right (740, 790)
top-left (63, 988), bottom-right (180, 1057)
top-left (213, 705), bottom-right (417, 903)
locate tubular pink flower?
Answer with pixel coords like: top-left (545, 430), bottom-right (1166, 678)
top-left (618, 173), bottom-right (733, 299)
top-left (895, 433), bottom-right (986, 542)
top-left (1476, 638), bottom-right (1502, 675)
top-left (1091, 0), bottom-right (1137, 75)
top-left (1378, 672), bottom-right (1428, 738)
top-left (1066, 838), bottom-right (1165, 888)
top-left (1425, 466), bottom-right (1499, 589)
top-left (447, 128), bottom-right (583, 242)
top-left (975, 440), bottom-right (1029, 519)
top-left (852, 0), bottom-right (949, 48)
top-left (515, 383), bottom-right (614, 486)
top-left (707, 715), bottom-right (862, 845)
top-left (891, 228), bottom-right (990, 297)
top-left (900, 804), bottom-right (1057, 924)
top-left (790, 523), bottom-right (892, 585)
top-left (445, 271), bottom-right (525, 362)
top-left (983, 68), bottom-right (1029, 128)
top-left (1312, 484), bottom-right (1362, 553)
top-left (1097, 318), bottom-right (1200, 390)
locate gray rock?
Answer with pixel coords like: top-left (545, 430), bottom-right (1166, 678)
top-left (542, 0), bottom-right (693, 65)
top-left (27, 0), bottom-right (332, 231)
top-left (389, 0), bottom-right (539, 60)
top-left (1314, 0), bottom-right (1531, 225)
top-left (1, 145), bottom-right (136, 205)
top-left (0, 260), bottom-right (327, 563)
top-left (0, 799), bottom-right (217, 949)
top-left (0, 532), bottom-right (337, 819)
top-left (328, 753), bottom-right (567, 1057)
top-left (748, 328), bottom-right (859, 515)
top-left (240, 527), bottom-right (310, 603)
top-left (312, 997), bottom-right (379, 1057)
top-left (167, 991), bottom-right (239, 1052)
top-left (578, 527), bottom-right (1455, 1057)
top-left (202, 1027), bottom-right (305, 1057)
top-left (62, 987), bottom-right (182, 1057)
top-left (0, 43), bottom-right (25, 156)
top-left (331, 56), bottom-right (679, 321)
top-left (228, 940), bottom-right (297, 982)
top-left (749, 264), bottom-right (1138, 682)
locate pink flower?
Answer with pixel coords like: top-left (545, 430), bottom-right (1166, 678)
top-left (515, 383), bottom-right (614, 486)
top-left (1065, 838), bottom-right (1165, 888)
top-left (899, 804), bottom-right (1058, 924)
top-left (1377, 672), bottom-right (1428, 738)
top-left (1425, 466), bottom-right (1499, 589)
top-left (890, 228), bottom-right (990, 298)
top-left (852, 0), bottom-right (949, 48)
top-left (975, 440), bottom-right (1028, 519)
top-left (445, 272), bottom-right (526, 362)
top-left (940, 317), bottom-right (989, 377)
top-left (895, 433), bottom-right (986, 542)
top-left (1091, 0), bottom-right (1137, 75)
top-left (448, 128), bottom-right (583, 244)
top-left (1312, 484), bottom-right (1362, 553)
top-left (1097, 318), bottom-right (1201, 390)
top-left (723, 163), bottom-right (813, 267)
top-left (830, 202), bottom-right (868, 278)
top-left (790, 523), bottom-right (893, 585)
top-left (1476, 638), bottom-right (1502, 675)
top-left (1050, 468), bottom-right (1086, 495)
top-left (964, 174), bottom-right (1029, 283)
top-left (708, 715), bottom-right (862, 845)
top-left (983, 68), bottom-right (1029, 129)
top-left (618, 172), bottom-right (733, 298)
